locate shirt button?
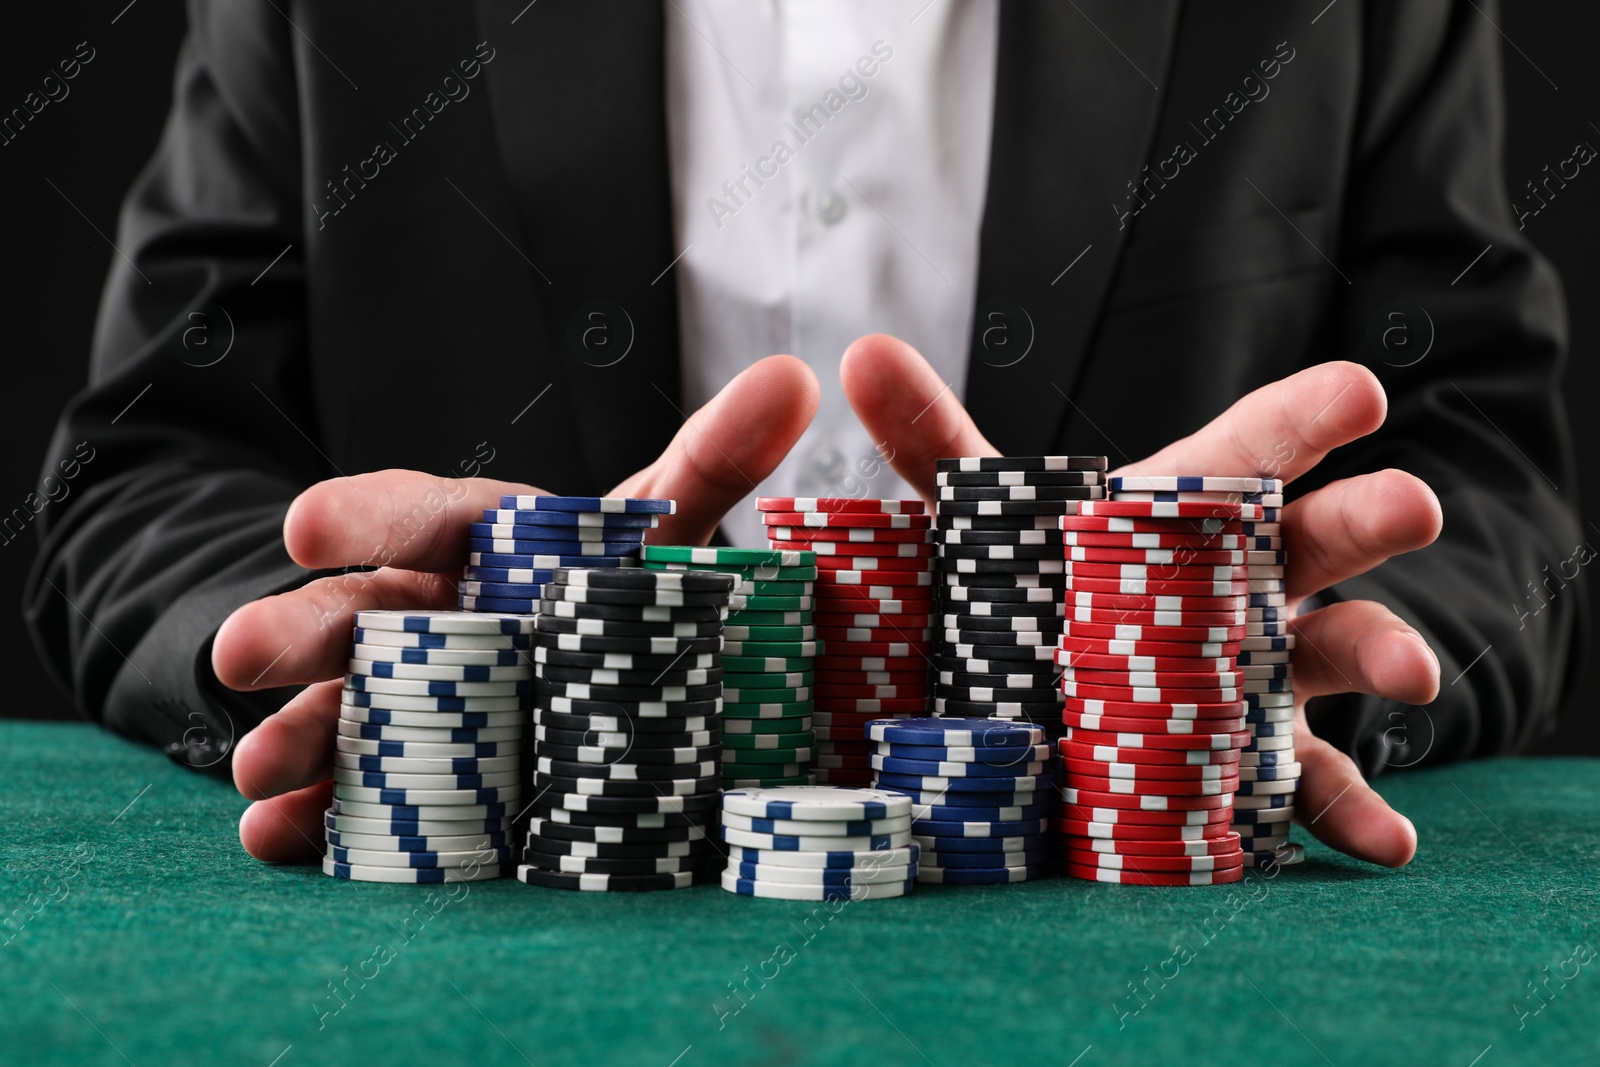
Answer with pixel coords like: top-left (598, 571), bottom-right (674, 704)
top-left (815, 189), bottom-right (846, 225)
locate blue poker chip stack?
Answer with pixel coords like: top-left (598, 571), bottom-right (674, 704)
top-left (324, 609), bottom-right (536, 884)
top-left (932, 457), bottom-right (1109, 742)
top-left (719, 786), bottom-right (918, 901)
top-left (520, 557), bottom-right (742, 892)
top-left (866, 717), bottom-right (1052, 885)
top-left (458, 494), bottom-right (667, 614)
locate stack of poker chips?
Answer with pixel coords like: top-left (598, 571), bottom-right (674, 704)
top-left (933, 458), bottom-right (1108, 738)
top-left (459, 495), bottom-right (663, 613)
top-left (1105, 476), bottom-right (1303, 868)
top-left (757, 498), bottom-right (937, 785)
top-left (639, 545), bottom-right (819, 788)
top-left (719, 786), bottom-right (917, 900)
top-left (1053, 488), bottom-right (1263, 886)
top-left (325, 610), bottom-right (534, 883)
top-left (868, 717), bottom-right (1051, 884)
top-left (519, 566), bottom-right (736, 892)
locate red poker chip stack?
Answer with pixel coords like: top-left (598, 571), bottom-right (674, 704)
top-left (1052, 481), bottom-right (1273, 886)
top-left (756, 498), bottom-right (936, 785)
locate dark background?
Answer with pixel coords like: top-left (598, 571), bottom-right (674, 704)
top-left (1, 4), bottom-right (1594, 754)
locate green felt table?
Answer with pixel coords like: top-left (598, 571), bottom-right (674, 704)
top-left (2, 721), bottom-right (1597, 1067)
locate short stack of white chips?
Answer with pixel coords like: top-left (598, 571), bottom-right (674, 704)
top-left (719, 786), bottom-right (918, 900)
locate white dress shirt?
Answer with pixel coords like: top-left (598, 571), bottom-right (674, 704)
top-left (665, 0), bottom-right (999, 547)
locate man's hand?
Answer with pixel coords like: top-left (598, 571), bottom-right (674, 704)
top-left (841, 334), bottom-right (1441, 868)
top-left (218, 356), bottom-right (820, 862)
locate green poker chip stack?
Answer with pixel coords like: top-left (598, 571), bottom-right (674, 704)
top-left (641, 545), bottom-right (819, 788)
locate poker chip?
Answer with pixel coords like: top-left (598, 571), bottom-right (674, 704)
top-left (1063, 590), bottom-right (1246, 612)
top-left (1064, 831), bottom-right (1242, 856)
top-left (352, 626), bottom-right (532, 650)
top-left (340, 702), bottom-right (525, 724)
top-left (910, 831), bottom-right (1049, 855)
top-left (536, 791), bottom-right (719, 815)
top-left (1056, 650), bottom-right (1234, 672)
top-left (351, 643), bottom-right (533, 667)
top-left (1241, 844), bottom-right (1305, 868)
top-left (916, 847), bottom-right (1047, 869)
top-left (937, 514), bottom-right (1063, 532)
top-left (324, 857), bottom-right (504, 883)
top-left (938, 499), bottom-right (1105, 517)
top-left (330, 798), bottom-right (513, 823)
top-left (921, 863), bottom-right (1043, 889)
top-left (1060, 757), bottom-right (1235, 782)
top-left (354, 610), bottom-right (538, 636)
top-left (334, 752), bottom-right (520, 775)
top-left (1059, 531), bottom-right (1257, 550)
top-left (760, 511), bottom-right (932, 529)
top-left (722, 625), bottom-right (816, 642)
top-left (1061, 620), bottom-right (1246, 643)
top-left (1063, 863), bottom-right (1243, 886)
top-left (728, 861), bottom-right (913, 886)
top-left (481, 507), bottom-right (658, 527)
top-left (1113, 491), bottom-right (1285, 507)
top-left (826, 569), bottom-right (935, 586)
top-left (1073, 499), bottom-right (1263, 520)
top-left (500, 495), bottom-right (675, 514)
top-left (528, 818), bottom-right (711, 845)
top-left (1062, 847), bottom-right (1243, 873)
top-left (1108, 476), bottom-right (1280, 494)
top-left (1058, 740), bottom-right (1240, 767)
top-left (938, 467), bottom-right (1104, 486)
top-left (912, 816), bottom-right (1048, 838)
top-left (1056, 819), bottom-right (1231, 841)
top-left (645, 566), bottom-right (821, 588)
top-left (720, 870), bottom-right (915, 900)
top-left (517, 867), bottom-right (715, 891)
top-left (466, 553), bottom-right (634, 572)
top-left (936, 456), bottom-right (1108, 472)
top-left (335, 736), bottom-right (521, 759)
top-left (1064, 575), bottom-right (1250, 597)
top-left (722, 811), bottom-right (911, 837)
top-left (771, 525), bottom-right (932, 543)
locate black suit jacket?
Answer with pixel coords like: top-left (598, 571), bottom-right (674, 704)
top-left (26, 0), bottom-right (1584, 775)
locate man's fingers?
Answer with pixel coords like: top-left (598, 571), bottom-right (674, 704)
top-left (238, 780), bottom-right (335, 863)
top-left (840, 334), bottom-right (998, 501)
top-left (613, 355), bottom-right (819, 544)
top-left (284, 471), bottom-right (539, 572)
top-left (213, 569), bottom-right (457, 690)
top-left (1294, 728), bottom-right (1418, 868)
top-left (1282, 470), bottom-right (1443, 600)
top-left (1116, 361), bottom-right (1387, 484)
top-left (1290, 599), bottom-right (1442, 703)
top-left (232, 679), bottom-right (344, 799)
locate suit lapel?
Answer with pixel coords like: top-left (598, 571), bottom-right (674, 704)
top-left (965, 0), bottom-right (1183, 454)
top-left (472, 0), bottom-right (682, 491)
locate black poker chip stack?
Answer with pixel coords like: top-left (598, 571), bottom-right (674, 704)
top-left (518, 566), bottom-right (737, 891)
top-left (933, 456), bottom-right (1109, 742)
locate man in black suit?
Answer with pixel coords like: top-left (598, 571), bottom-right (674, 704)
top-left (26, 2), bottom-right (1583, 870)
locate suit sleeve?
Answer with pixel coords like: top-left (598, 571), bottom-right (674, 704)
top-left (23, 7), bottom-right (328, 771)
top-left (1304, 0), bottom-right (1587, 773)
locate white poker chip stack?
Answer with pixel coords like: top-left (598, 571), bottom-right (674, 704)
top-left (324, 610), bottom-right (535, 883)
top-left (719, 786), bottom-right (917, 900)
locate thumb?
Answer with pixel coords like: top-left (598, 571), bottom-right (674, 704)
top-left (612, 354), bottom-right (819, 544)
top-left (840, 333), bottom-right (997, 502)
